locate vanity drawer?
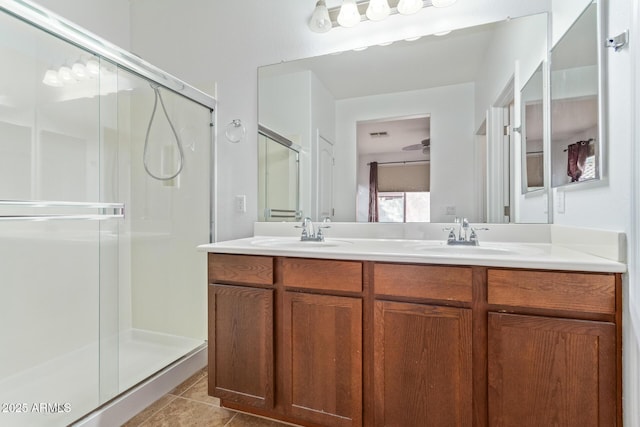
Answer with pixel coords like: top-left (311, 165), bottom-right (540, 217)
top-left (209, 253), bottom-right (274, 285)
top-left (281, 258), bottom-right (362, 293)
top-left (488, 269), bottom-right (615, 314)
top-left (374, 263), bottom-right (473, 302)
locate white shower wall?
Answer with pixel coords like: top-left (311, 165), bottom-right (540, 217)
top-left (116, 73), bottom-right (210, 340)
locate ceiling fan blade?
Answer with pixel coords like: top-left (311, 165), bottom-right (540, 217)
top-left (402, 143), bottom-right (423, 151)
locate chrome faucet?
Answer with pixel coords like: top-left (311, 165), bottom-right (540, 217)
top-left (296, 217), bottom-right (330, 242)
top-left (444, 217), bottom-right (488, 246)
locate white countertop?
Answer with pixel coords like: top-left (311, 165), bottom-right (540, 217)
top-left (198, 234), bottom-right (627, 273)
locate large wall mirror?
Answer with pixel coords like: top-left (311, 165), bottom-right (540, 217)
top-left (550, 1), bottom-right (604, 187)
top-left (258, 12), bottom-right (549, 224)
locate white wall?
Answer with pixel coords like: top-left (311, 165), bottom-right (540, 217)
top-left (341, 83), bottom-right (476, 222)
top-left (474, 13), bottom-right (549, 131)
top-left (310, 73), bottom-right (336, 220)
top-left (32, 0), bottom-right (131, 50)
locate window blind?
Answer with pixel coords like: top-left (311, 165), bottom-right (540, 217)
top-left (377, 163), bottom-right (429, 192)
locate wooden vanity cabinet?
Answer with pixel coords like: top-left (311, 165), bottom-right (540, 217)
top-left (372, 263), bottom-right (474, 427)
top-left (208, 284), bottom-right (274, 408)
top-left (487, 269), bottom-right (619, 427)
top-left (208, 254), bottom-right (622, 427)
top-left (283, 291), bottom-right (362, 427)
top-left (281, 257), bottom-right (363, 427)
top-left (208, 254), bottom-right (363, 427)
top-left (208, 254), bottom-right (275, 409)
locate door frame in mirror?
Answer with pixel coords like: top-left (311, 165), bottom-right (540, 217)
top-left (520, 62), bottom-right (546, 195)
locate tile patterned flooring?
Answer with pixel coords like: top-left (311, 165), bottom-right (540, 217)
top-left (123, 368), bottom-right (300, 427)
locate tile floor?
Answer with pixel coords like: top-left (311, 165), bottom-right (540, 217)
top-left (123, 368), bottom-right (301, 427)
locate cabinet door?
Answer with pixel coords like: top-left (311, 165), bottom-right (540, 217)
top-left (373, 300), bottom-right (472, 427)
top-left (209, 284), bottom-right (274, 408)
top-left (283, 292), bottom-right (362, 427)
top-left (488, 313), bottom-right (616, 427)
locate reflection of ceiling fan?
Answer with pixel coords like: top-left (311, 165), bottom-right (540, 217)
top-left (402, 138), bottom-right (430, 153)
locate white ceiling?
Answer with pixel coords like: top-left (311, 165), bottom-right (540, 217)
top-left (357, 115), bottom-right (430, 157)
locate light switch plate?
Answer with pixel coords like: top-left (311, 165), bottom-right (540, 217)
top-left (235, 195), bottom-right (246, 213)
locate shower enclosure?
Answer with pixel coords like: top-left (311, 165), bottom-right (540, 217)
top-left (0, 1), bottom-right (214, 425)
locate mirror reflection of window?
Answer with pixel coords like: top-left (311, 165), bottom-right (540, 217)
top-left (551, 3), bottom-right (600, 187)
top-left (378, 192), bottom-right (430, 222)
top-left (358, 115), bottom-right (431, 223)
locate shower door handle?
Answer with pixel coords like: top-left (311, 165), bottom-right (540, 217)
top-left (0, 200), bottom-right (125, 221)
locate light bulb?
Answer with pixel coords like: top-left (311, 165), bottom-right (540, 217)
top-left (366, 0), bottom-right (390, 21)
top-left (309, 0), bottom-right (332, 33)
top-left (337, 0), bottom-right (361, 28)
top-left (86, 59), bottom-right (100, 76)
top-left (71, 63), bottom-right (88, 79)
top-left (431, 0), bottom-right (457, 7)
top-left (58, 66), bottom-right (75, 83)
top-left (397, 0), bottom-right (423, 15)
top-left (42, 69), bottom-right (63, 87)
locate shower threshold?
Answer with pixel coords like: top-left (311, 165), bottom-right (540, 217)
top-left (0, 329), bottom-right (204, 427)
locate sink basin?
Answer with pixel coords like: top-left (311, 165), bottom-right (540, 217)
top-left (250, 237), bottom-right (353, 248)
top-left (404, 242), bottom-right (545, 256)
top-left (411, 245), bottom-right (514, 255)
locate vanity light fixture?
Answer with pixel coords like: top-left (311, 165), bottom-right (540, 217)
top-left (58, 66), bottom-right (75, 83)
top-left (86, 59), bottom-right (100, 76)
top-left (71, 62), bottom-right (88, 79)
top-left (42, 69), bottom-right (63, 87)
top-left (42, 59), bottom-right (102, 87)
top-left (397, 0), bottom-right (423, 15)
top-left (310, 0), bottom-right (457, 32)
top-left (337, 0), bottom-right (361, 28)
top-left (366, 0), bottom-right (391, 21)
top-left (309, 0), bottom-right (332, 33)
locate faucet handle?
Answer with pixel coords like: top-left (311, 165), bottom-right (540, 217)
top-left (443, 227), bottom-right (456, 242)
top-left (316, 227), bottom-right (327, 241)
top-left (469, 226), bottom-right (488, 242)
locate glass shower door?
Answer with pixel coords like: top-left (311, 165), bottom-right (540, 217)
top-left (0, 11), bottom-right (120, 426)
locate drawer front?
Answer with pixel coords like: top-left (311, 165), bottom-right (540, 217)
top-left (209, 253), bottom-right (274, 285)
top-left (488, 269), bottom-right (615, 314)
top-left (282, 258), bottom-right (362, 293)
top-left (374, 263), bottom-right (473, 303)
